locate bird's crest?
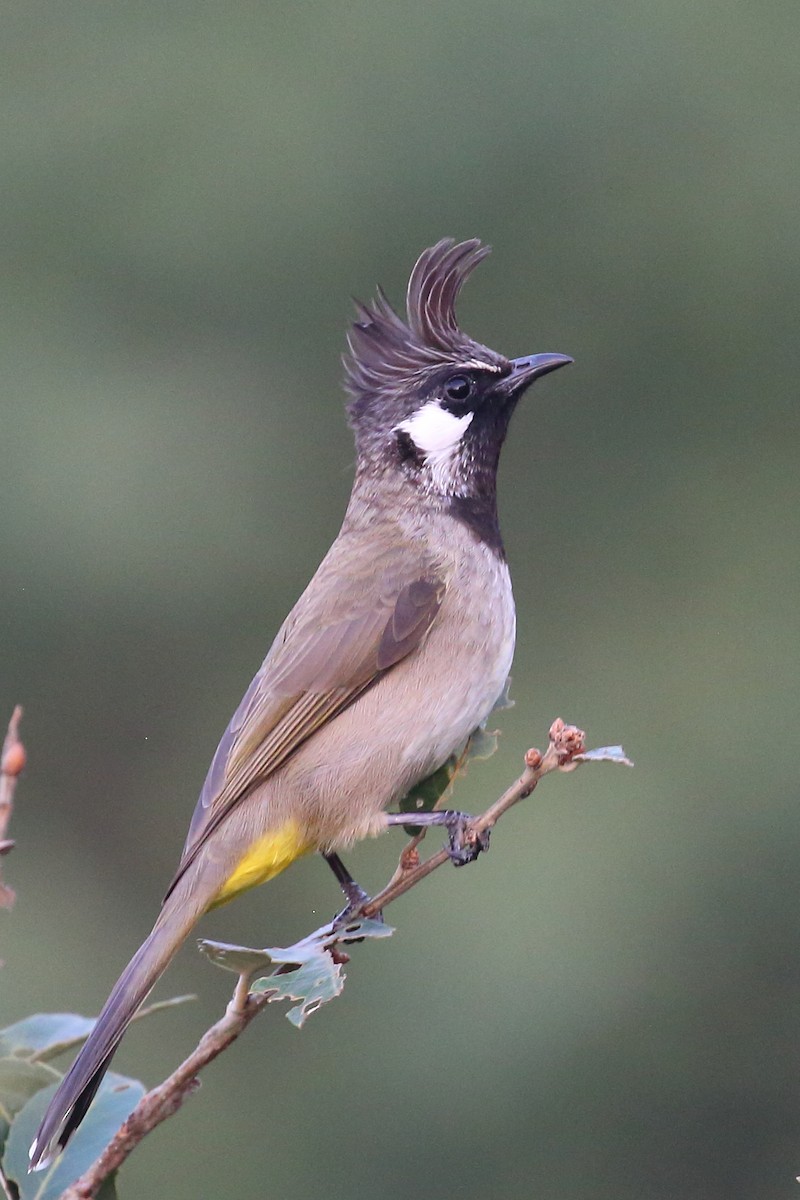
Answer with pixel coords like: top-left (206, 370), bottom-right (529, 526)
top-left (344, 239), bottom-right (508, 409)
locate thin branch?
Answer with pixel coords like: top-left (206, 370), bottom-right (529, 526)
top-left (362, 717), bottom-right (585, 917)
top-left (59, 718), bottom-right (629, 1200)
top-left (0, 1164), bottom-right (14, 1200)
top-left (0, 705), bottom-right (25, 909)
top-left (57, 987), bottom-right (275, 1200)
top-left (1, 710), bottom-right (26, 1198)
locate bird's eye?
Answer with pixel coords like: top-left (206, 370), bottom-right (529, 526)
top-left (444, 375), bottom-right (473, 403)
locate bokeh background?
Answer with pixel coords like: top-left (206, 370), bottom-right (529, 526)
top-left (3, 3), bottom-right (800, 1198)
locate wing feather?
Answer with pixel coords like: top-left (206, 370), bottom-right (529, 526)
top-left (163, 537), bottom-right (444, 900)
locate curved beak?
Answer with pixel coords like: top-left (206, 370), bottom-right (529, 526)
top-left (503, 352), bottom-right (573, 396)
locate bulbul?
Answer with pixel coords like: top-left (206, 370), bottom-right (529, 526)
top-left (30, 238), bottom-right (571, 1169)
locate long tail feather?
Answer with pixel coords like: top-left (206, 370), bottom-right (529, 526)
top-left (29, 894), bottom-right (202, 1171)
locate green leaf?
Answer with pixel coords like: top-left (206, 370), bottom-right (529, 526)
top-left (0, 997), bottom-right (194, 1064)
top-left (398, 758), bottom-right (457, 820)
top-left (257, 917), bottom-right (394, 1027)
top-left (278, 922), bottom-right (391, 1026)
top-left (0, 1058), bottom-right (61, 1163)
top-left (0, 1059), bottom-right (61, 1125)
top-left (3, 1071), bottom-right (145, 1200)
top-left (0, 1015), bottom-right (95, 1061)
top-left (202, 917), bottom-right (393, 1029)
top-left (253, 952), bottom-right (342, 1027)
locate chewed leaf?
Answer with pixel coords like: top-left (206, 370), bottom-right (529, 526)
top-left (253, 948), bottom-right (343, 1027)
top-left (462, 726), bottom-right (500, 763)
top-left (455, 678), bottom-right (514, 772)
top-left (246, 917), bottom-right (393, 1027)
top-left (573, 745), bottom-right (634, 767)
top-left (197, 941), bottom-right (276, 976)
top-left (490, 676), bottom-right (515, 714)
top-left (199, 919), bottom-right (392, 1028)
top-left (4, 1071), bottom-right (145, 1199)
top-left (332, 916), bottom-right (394, 945)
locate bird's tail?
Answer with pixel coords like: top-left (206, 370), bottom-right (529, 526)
top-left (29, 888), bottom-right (204, 1171)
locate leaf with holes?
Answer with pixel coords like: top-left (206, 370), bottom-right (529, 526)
top-left (258, 917), bottom-right (394, 1027)
top-left (201, 917), bottom-right (394, 1029)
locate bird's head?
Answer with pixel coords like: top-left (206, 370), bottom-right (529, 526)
top-left (344, 238), bottom-right (571, 503)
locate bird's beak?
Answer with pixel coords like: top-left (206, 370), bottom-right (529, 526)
top-left (503, 352), bottom-right (573, 396)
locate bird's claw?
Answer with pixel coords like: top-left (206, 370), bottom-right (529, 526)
top-left (331, 883), bottom-right (383, 930)
top-left (443, 812), bottom-right (490, 866)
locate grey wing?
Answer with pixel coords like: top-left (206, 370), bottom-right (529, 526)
top-left (164, 535), bottom-right (445, 899)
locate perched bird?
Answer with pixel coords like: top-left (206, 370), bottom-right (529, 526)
top-left (29, 238), bottom-right (571, 1169)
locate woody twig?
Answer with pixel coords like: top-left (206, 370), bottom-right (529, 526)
top-left (0, 706), bottom-right (25, 910)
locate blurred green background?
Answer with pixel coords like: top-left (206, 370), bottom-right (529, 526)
top-left (3, 2), bottom-right (799, 1197)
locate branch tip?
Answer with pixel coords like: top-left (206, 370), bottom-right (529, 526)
top-left (548, 718), bottom-right (586, 764)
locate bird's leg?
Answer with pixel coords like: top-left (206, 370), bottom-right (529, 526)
top-left (385, 811), bottom-right (490, 866)
top-left (322, 851), bottom-right (378, 925)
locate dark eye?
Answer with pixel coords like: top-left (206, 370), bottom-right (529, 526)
top-left (444, 375), bottom-right (473, 402)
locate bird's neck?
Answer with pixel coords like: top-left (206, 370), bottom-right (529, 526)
top-left (347, 463), bottom-right (505, 557)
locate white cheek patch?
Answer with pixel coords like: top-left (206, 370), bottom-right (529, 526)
top-left (395, 402), bottom-right (474, 457)
top-left (394, 401), bottom-right (474, 495)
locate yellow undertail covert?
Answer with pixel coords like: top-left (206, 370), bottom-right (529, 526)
top-left (211, 820), bottom-right (314, 908)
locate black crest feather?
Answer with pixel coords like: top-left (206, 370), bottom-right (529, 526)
top-left (344, 238), bottom-right (507, 408)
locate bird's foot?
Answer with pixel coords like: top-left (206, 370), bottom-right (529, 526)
top-left (331, 880), bottom-right (383, 929)
top-left (385, 810), bottom-right (490, 866)
top-left (323, 851), bottom-right (382, 927)
top-left (442, 810), bottom-right (491, 866)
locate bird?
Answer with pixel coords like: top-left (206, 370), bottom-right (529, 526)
top-left (29, 237), bottom-right (571, 1170)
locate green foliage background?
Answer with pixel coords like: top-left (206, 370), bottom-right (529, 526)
top-left (3, 3), bottom-right (799, 1197)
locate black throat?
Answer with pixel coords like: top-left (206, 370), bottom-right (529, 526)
top-left (390, 400), bottom-right (513, 557)
top-left (446, 493), bottom-right (505, 557)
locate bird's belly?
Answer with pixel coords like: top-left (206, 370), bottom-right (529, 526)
top-left (282, 549), bottom-right (516, 850)
top-left (400, 547), bottom-right (516, 770)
